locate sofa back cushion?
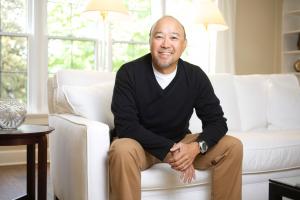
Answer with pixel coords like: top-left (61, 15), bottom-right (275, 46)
top-left (63, 82), bottom-right (115, 129)
top-left (267, 74), bottom-right (300, 130)
top-left (209, 74), bottom-right (241, 131)
top-left (234, 75), bottom-right (268, 131)
top-left (49, 70), bottom-right (300, 132)
top-left (51, 70), bottom-right (115, 114)
top-left (189, 74), bottom-right (241, 133)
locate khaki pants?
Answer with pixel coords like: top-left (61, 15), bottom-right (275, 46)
top-left (109, 134), bottom-right (243, 200)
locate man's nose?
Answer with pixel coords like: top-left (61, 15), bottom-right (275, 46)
top-left (161, 38), bottom-right (170, 47)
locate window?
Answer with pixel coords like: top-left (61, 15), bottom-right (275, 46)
top-left (0, 0), bottom-right (28, 103)
top-left (111, 0), bottom-right (152, 71)
top-left (47, 0), bottom-right (98, 73)
top-left (0, 0), bottom-right (218, 113)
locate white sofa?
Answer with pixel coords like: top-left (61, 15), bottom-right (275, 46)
top-left (48, 69), bottom-right (300, 200)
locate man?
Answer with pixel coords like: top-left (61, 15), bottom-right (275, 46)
top-left (109, 16), bottom-right (243, 200)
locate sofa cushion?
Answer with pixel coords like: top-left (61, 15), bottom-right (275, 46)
top-left (141, 163), bottom-right (211, 190)
top-left (234, 75), bottom-right (268, 131)
top-left (269, 74), bottom-right (299, 88)
top-left (54, 70), bottom-right (115, 114)
top-left (189, 74), bottom-right (241, 133)
top-left (230, 130), bottom-right (300, 173)
top-left (209, 74), bottom-right (241, 131)
top-left (63, 82), bottom-right (115, 129)
top-left (267, 82), bottom-right (300, 130)
top-left (189, 110), bottom-right (203, 133)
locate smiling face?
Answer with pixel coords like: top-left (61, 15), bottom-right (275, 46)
top-left (150, 16), bottom-right (187, 74)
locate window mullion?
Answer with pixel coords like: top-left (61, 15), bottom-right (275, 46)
top-left (0, 32), bottom-right (29, 37)
top-left (112, 40), bottom-right (148, 45)
top-left (48, 35), bottom-right (97, 42)
top-left (28, 0), bottom-right (48, 113)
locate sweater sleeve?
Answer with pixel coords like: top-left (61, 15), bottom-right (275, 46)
top-left (111, 66), bottom-right (174, 161)
top-left (194, 72), bottom-right (228, 148)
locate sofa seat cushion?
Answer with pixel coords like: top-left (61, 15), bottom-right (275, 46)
top-left (141, 163), bottom-right (211, 190)
top-left (230, 130), bottom-right (300, 174)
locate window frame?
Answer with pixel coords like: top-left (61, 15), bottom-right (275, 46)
top-left (3, 0), bottom-right (216, 114)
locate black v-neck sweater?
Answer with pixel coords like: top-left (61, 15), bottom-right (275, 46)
top-left (111, 53), bottom-right (227, 161)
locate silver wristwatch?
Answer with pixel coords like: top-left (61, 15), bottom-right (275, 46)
top-left (198, 140), bottom-right (208, 154)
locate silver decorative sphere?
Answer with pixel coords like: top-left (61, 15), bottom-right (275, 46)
top-left (0, 99), bottom-right (27, 129)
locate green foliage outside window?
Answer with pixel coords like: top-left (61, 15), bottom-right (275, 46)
top-left (47, 0), bottom-right (97, 73)
top-left (0, 0), bottom-right (27, 103)
top-left (48, 39), bottom-right (95, 74)
top-left (112, 43), bottom-right (149, 72)
top-left (111, 0), bottom-right (151, 71)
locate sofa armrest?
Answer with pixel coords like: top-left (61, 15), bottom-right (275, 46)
top-left (49, 114), bottom-right (110, 200)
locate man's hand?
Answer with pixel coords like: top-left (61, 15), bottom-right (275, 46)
top-left (168, 142), bottom-right (200, 171)
top-left (180, 164), bottom-right (196, 183)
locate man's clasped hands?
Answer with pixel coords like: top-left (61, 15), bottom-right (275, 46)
top-left (164, 142), bottom-right (200, 183)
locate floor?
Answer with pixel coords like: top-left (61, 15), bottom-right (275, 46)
top-left (0, 164), bottom-right (54, 200)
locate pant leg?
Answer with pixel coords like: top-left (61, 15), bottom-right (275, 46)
top-left (109, 138), bottom-right (159, 200)
top-left (193, 135), bottom-right (243, 200)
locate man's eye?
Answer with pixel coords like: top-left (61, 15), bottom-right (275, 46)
top-left (170, 36), bottom-right (178, 40)
top-left (155, 35), bottom-right (163, 39)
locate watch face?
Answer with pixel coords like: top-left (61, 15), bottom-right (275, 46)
top-left (199, 141), bottom-right (208, 153)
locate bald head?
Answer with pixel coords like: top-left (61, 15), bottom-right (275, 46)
top-left (150, 16), bottom-right (186, 40)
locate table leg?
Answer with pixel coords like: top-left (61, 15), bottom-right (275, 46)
top-left (27, 144), bottom-right (35, 200)
top-left (38, 135), bottom-right (48, 200)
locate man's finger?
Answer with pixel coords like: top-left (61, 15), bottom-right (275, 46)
top-left (170, 143), bottom-right (181, 152)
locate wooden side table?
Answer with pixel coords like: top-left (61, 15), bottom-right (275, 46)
top-left (0, 125), bottom-right (54, 200)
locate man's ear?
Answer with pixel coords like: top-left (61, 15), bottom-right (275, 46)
top-left (183, 39), bottom-right (187, 51)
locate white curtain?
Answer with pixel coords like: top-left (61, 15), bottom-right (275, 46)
top-left (215, 0), bottom-right (236, 73)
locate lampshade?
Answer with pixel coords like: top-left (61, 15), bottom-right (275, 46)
top-left (85, 0), bottom-right (128, 19)
top-left (196, 0), bottom-right (228, 31)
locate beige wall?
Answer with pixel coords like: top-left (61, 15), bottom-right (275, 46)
top-left (235, 0), bottom-right (282, 74)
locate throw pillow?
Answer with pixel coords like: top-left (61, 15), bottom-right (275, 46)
top-left (267, 83), bottom-right (300, 130)
top-left (63, 82), bottom-right (115, 129)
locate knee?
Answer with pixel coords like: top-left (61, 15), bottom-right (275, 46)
top-left (229, 136), bottom-right (243, 159)
top-left (109, 138), bottom-right (142, 162)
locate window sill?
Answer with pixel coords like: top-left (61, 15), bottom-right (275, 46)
top-left (24, 113), bottom-right (48, 125)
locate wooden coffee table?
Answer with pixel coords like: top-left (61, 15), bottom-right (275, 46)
top-left (0, 125), bottom-right (54, 200)
top-left (269, 176), bottom-right (300, 200)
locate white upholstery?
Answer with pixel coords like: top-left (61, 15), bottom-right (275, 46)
top-left (234, 75), bottom-right (269, 131)
top-left (48, 70), bottom-right (300, 200)
top-left (209, 74), bottom-right (241, 131)
top-left (49, 114), bottom-right (110, 200)
top-left (63, 83), bottom-right (115, 129)
top-left (230, 130), bottom-right (300, 173)
top-left (267, 83), bottom-right (300, 130)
